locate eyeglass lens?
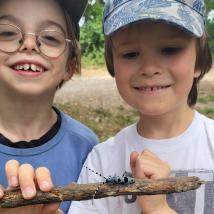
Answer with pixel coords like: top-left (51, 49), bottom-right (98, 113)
top-left (0, 24), bottom-right (68, 58)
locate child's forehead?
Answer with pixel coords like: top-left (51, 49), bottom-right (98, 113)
top-left (0, 0), bottom-right (67, 30)
top-left (113, 21), bottom-right (191, 41)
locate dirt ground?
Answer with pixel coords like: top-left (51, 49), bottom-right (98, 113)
top-left (55, 66), bottom-right (214, 109)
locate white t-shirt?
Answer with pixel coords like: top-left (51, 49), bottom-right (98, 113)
top-left (69, 111), bottom-right (214, 214)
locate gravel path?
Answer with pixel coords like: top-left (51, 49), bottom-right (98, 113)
top-left (55, 75), bottom-right (128, 108)
top-left (55, 68), bottom-right (214, 108)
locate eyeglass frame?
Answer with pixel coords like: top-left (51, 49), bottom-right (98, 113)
top-left (0, 23), bottom-right (72, 58)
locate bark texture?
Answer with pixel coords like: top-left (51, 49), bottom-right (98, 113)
top-left (0, 176), bottom-right (205, 208)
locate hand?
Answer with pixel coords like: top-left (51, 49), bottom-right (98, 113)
top-left (0, 205), bottom-right (63, 214)
top-left (0, 160), bottom-right (63, 214)
top-left (130, 150), bottom-right (176, 214)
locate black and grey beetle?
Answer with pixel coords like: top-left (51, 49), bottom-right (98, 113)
top-left (84, 165), bottom-right (135, 200)
top-left (106, 175), bottom-right (135, 184)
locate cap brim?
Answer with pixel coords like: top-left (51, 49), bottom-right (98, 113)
top-left (103, 0), bottom-right (204, 37)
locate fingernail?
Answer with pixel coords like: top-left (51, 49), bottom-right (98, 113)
top-left (41, 180), bottom-right (50, 190)
top-left (10, 176), bottom-right (18, 187)
top-left (23, 186), bottom-right (35, 198)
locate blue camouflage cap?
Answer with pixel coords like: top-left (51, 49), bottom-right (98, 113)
top-left (103, 0), bottom-right (206, 37)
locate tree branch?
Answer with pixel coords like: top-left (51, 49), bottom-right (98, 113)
top-left (0, 176), bottom-right (205, 208)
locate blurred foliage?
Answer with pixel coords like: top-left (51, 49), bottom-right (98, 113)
top-left (205, 0), bottom-right (214, 12)
top-left (205, 0), bottom-right (214, 53)
top-left (80, 0), bottom-right (214, 67)
top-left (80, 0), bottom-right (105, 66)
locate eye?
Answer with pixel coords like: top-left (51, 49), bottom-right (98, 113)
top-left (40, 35), bottom-right (60, 45)
top-left (0, 31), bottom-right (16, 36)
top-left (39, 31), bottom-right (64, 46)
top-left (123, 51), bottom-right (139, 59)
top-left (0, 30), bottom-right (20, 41)
top-left (161, 47), bottom-right (181, 55)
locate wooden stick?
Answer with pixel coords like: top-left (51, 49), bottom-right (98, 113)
top-left (0, 176), bottom-right (205, 208)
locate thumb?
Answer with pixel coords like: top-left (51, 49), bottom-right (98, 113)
top-left (130, 151), bottom-right (139, 177)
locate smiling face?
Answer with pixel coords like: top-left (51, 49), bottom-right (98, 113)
top-left (112, 22), bottom-right (200, 117)
top-left (0, 0), bottom-right (74, 97)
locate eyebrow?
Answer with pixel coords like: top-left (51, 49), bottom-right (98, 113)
top-left (0, 14), bottom-right (66, 34)
top-left (0, 14), bottom-right (19, 23)
top-left (39, 20), bottom-right (66, 35)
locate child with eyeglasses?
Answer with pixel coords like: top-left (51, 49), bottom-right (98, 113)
top-left (0, 0), bottom-right (98, 213)
top-left (68, 0), bottom-right (214, 213)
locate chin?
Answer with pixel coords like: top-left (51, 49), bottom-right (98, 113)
top-left (138, 105), bottom-right (170, 117)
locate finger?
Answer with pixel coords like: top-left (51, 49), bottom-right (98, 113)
top-left (5, 160), bottom-right (19, 188)
top-left (18, 163), bottom-right (36, 199)
top-left (42, 203), bottom-right (61, 214)
top-left (35, 167), bottom-right (53, 192)
top-left (0, 185), bottom-right (4, 198)
top-left (141, 149), bottom-right (158, 159)
top-left (138, 150), bottom-right (171, 179)
top-left (57, 209), bottom-right (64, 214)
top-left (130, 151), bottom-right (139, 170)
top-left (130, 151), bottom-right (139, 178)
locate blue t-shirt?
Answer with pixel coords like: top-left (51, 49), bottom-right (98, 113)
top-left (0, 109), bottom-right (99, 213)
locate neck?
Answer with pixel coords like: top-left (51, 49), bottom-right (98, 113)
top-left (0, 93), bottom-right (57, 142)
top-left (137, 106), bottom-right (195, 139)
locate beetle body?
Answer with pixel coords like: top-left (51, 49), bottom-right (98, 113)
top-left (106, 175), bottom-right (135, 184)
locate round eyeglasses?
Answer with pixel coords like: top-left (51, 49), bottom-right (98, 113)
top-left (0, 24), bottom-right (71, 58)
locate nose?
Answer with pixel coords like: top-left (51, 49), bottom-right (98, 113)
top-left (19, 33), bottom-right (40, 54)
top-left (139, 54), bottom-right (161, 77)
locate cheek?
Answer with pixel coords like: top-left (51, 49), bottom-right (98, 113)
top-left (54, 55), bottom-right (69, 72)
top-left (170, 49), bottom-right (197, 80)
top-left (170, 57), bottom-right (196, 95)
top-left (114, 61), bottom-right (130, 90)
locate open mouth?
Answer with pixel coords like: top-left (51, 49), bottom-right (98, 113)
top-left (12, 63), bottom-right (47, 73)
top-left (134, 85), bottom-right (171, 92)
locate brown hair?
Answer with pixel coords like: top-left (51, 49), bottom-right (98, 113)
top-left (57, 9), bottom-right (81, 88)
top-left (104, 32), bottom-right (213, 106)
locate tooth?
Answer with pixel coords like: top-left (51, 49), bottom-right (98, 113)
top-left (24, 64), bottom-right (30, 70)
top-left (31, 64), bottom-right (37, 72)
top-left (37, 67), bottom-right (43, 72)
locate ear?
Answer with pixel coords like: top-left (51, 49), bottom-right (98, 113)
top-left (63, 59), bottom-right (76, 81)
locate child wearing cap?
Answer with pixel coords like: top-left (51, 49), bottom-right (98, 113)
top-left (68, 0), bottom-right (214, 213)
top-left (0, 0), bottom-right (98, 213)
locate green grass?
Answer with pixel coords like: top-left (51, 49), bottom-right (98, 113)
top-left (196, 94), bottom-right (214, 119)
top-left (55, 93), bottom-right (214, 141)
top-left (198, 95), bottom-right (214, 104)
top-left (197, 107), bottom-right (214, 119)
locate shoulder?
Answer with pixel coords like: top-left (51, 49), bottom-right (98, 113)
top-left (58, 109), bottom-right (99, 147)
top-left (197, 111), bottom-right (214, 127)
top-left (195, 111), bottom-right (214, 136)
